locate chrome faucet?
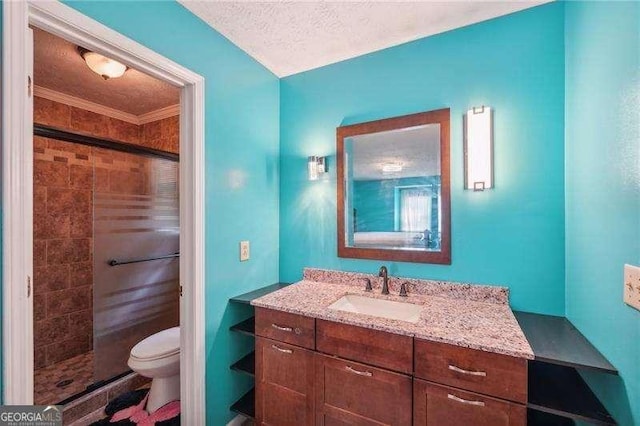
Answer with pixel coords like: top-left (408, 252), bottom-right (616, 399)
top-left (378, 266), bottom-right (389, 295)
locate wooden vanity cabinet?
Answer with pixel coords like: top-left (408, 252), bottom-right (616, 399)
top-left (255, 308), bottom-right (526, 426)
top-left (413, 380), bottom-right (526, 426)
top-left (255, 337), bottom-right (315, 426)
top-left (315, 354), bottom-right (412, 426)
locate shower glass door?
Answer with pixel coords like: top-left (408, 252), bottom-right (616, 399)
top-left (93, 149), bottom-right (179, 382)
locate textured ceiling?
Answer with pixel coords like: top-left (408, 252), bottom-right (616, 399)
top-left (351, 124), bottom-right (440, 180)
top-left (33, 27), bottom-right (179, 116)
top-left (179, 0), bottom-right (550, 77)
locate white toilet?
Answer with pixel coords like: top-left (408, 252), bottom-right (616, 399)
top-left (128, 327), bottom-right (180, 413)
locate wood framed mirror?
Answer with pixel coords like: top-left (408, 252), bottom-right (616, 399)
top-left (337, 108), bottom-right (451, 264)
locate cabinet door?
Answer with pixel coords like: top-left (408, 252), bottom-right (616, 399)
top-left (256, 337), bottom-right (315, 426)
top-left (413, 379), bottom-right (526, 426)
top-left (315, 353), bottom-right (412, 426)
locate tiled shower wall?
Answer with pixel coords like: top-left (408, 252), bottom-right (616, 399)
top-left (33, 96), bottom-right (178, 369)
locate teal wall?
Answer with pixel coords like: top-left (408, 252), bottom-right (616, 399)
top-left (565, 2), bottom-right (640, 424)
top-left (62, 2), bottom-right (280, 424)
top-left (279, 2), bottom-right (566, 315)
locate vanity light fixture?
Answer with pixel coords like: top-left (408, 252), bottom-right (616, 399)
top-left (464, 106), bottom-right (493, 191)
top-left (381, 163), bottom-right (403, 174)
top-left (308, 156), bottom-right (327, 180)
top-left (78, 47), bottom-right (128, 80)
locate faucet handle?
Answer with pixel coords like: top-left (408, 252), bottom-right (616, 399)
top-left (363, 278), bottom-right (373, 292)
top-left (399, 282), bottom-right (409, 297)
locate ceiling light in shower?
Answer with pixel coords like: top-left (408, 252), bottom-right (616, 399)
top-left (78, 47), bottom-right (128, 80)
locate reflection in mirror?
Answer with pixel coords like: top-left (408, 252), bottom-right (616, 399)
top-left (337, 109), bottom-right (450, 264)
top-left (345, 124), bottom-right (441, 251)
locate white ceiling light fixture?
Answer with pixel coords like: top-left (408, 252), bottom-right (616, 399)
top-left (382, 163), bottom-right (403, 174)
top-left (78, 47), bottom-right (128, 80)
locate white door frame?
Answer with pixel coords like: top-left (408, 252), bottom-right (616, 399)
top-left (2, 1), bottom-right (206, 423)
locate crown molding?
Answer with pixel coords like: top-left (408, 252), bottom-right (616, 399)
top-left (33, 85), bottom-right (179, 126)
top-left (138, 104), bottom-right (180, 124)
top-left (34, 85), bottom-right (139, 124)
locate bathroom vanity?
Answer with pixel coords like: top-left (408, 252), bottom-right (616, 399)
top-left (251, 269), bottom-right (532, 426)
top-left (255, 307), bottom-right (527, 425)
top-left (228, 268), bottom-right (617, 425)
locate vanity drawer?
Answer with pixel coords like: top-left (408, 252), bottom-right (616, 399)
top-left (316, 319), bottom-right (413, 374)
top-left (255, 307), bottom-right (315, 349)
top-left (413, 379), bottom-right (526, 426)
top-left (315, 353), bottom-right (412, 426)
top-left (414, 339), bottom-right (527, 403)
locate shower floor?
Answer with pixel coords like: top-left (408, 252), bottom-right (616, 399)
top-left (34, 351), bottom-right (94, 405)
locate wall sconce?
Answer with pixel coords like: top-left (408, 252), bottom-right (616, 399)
top-left (464, 106), bottom-right (493, 191)
top-left (308, 156), bottom-right (327, 180)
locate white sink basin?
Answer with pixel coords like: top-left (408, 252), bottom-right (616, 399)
top-left (327, 294), bottom-right (422, 323)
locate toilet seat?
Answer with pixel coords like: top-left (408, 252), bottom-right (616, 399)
top-left (130, 327), bottom-right (180, 361)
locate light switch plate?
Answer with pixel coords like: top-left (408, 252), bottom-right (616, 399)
top-left (240, 241), bottom-right (250, 262)
top-left (623, 264), bottom-right (640, 311)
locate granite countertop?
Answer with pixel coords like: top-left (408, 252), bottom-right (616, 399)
top-left (251, 268), bottom-right (534, 360)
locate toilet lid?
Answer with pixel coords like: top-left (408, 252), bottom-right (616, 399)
top-left (130, 327), bottom-right (180, 360)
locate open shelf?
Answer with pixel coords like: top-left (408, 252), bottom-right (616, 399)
top-left (528, 409), bottom-right (575, 426)
top-left (514, 311), bottom-right (617, 375)
top-left (230, 317), bottom-right (255, 336)
top-left (230, 387), bottom-right (255, 420)
top-left (231, 351), bottom-right (255, 377)
top-left (230, 282), bottom-right (290, 305)
top-left (229, 283), bottom-right (289, 419)
top-left (528, 361), bottom-right (616, 425)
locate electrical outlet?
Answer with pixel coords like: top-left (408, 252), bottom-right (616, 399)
top-left (240, 241), bottom-right (250, 262)
top-left (623, 264), bottom-right (640, 311)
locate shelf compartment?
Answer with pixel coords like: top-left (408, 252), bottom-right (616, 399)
top-left (230, 387), bottom-right (255, 420)
top-left (230, 282), bottom-right (290, 305)
top-left (514, 311), bottom-right (617, 375)
top-left (231, 351), bottom-right (255, 377)
top-left (528, 361), bottom-right (616, 425)
top-left (230, 317), bottom-right (255, 336)
top-left (528, 409), bottom-right (575, 426)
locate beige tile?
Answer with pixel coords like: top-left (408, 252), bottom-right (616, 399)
top-left (46, 286), bottom-right (92, 317)
top-left (47, 239), bottom-right (91, 264)
top-left (34, 97), bottom-right (70, 128)
top-left (70, 165), bottom-right (93, 190)
top-left (34, 264), bottom-right (70, 294)
top-left (35, 315), bottom-right (70, 347)
top-left (35, 159), bottom-right (69, 188)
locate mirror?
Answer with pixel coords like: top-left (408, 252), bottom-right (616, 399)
top-left (337, 109), bottom-right (451, 264)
